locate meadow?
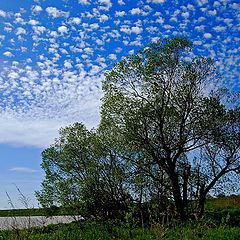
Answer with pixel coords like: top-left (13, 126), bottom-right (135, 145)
top-left (0, 219), bottom-right (239, 240)
top-left (0, 195), bottom-right (239, 240)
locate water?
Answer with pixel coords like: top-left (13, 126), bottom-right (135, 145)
top-left (0, 215), bottom-right (83, 230)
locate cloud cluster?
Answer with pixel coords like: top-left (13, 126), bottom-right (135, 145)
top-left (0, 0), bottom-right (239, 148)
top-left (46, 7), bottom-right (69, 18)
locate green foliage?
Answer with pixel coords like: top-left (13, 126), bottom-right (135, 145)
top-left (36, 123), bottom-right (132, 219)
top-left (203, 196), bottom-right (240, 227)
top-left (0, 209), bottom-right (45, 217)
top-left (100, 37), bottom-right (240, 221)
top-left (206, 209), bottom-right (240, 227)
top-left (163, 225), bottom-right (240, 240)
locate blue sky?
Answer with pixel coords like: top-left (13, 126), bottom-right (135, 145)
top-left (0, 0), bottom-right (239, 209)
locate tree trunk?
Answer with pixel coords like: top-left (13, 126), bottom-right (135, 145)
top-left (195, 186), bottom-right (206, 220)
top-left (182, 164), bottom-right (191, 217)
top-left (158, 156), bottom-right (188, 221)
top-left (168, 169), bottom-right (186, 221)
top-left (195, 166), bottom-right (229, 220)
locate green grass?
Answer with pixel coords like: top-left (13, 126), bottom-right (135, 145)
top-left (0, 221), bottom-right (239, 240)
top-left (163, 225), bottom-right (240, 240)
top-left (205, 195), bottom-right (240, 211)
top-left (204, 196), bottom-right (240, 227)
top-left (0, 196), bottom-right (239, 239)
top-left (0, 221), bottom-right (154, 240)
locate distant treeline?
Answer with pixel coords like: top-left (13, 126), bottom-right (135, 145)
top-left (0, 207), bottom-right (76, 217)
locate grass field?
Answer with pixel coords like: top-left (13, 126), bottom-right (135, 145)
top-left (205, 195), bottom-right (240, 210)
top-left (0, 196), bottom-right (239, 239)
top-left (0, 220), bottom-right (239, 240)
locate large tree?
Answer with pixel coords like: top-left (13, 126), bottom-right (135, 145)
top-left (100, 38), bottom-right (240, 221)
top-left (36, 123), bottom-right (132, 219)
top-left (37, 37), bottom-right (239, 223)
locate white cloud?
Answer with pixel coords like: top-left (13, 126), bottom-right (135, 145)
top-left (208, 9), bottom-right (217, 16)
top-left (8, 72), bottom-right (19, 79)
top-left (0, 10), bottom-right (7, 18)
top-left (187, 4), bottom-right (195, 10)
top-left (195, 0), bottom-right (208, 6)
top-left (32, 5), bottom-right (43, 14)
top-left (213, 25), bottom-right (226, 32)
top-left (90, 23), bottom-right (99, 29)
top-left (203, 32), bottom-right (212, 39)
top-left (130, 8), bottom-right (142, 15)
top-left (99, 0), bottom-right (112, 5)
top-left (33, 26), bottom-right (46, 35)
top-left (147, 0), bottom-right (165, 3)
top-left (98, 0), bottom-right (112, 11)
top-left (4, 24), bottom-right (13, 32)
top-left (231, 3), bottom-right (240, 10)
top-left (146, 26), bottom-right (158, 33)
top-left (197, 17), bottom-right (206, 22)
top-left (58, 25), bottom-right (68, 34)
top-left (64, 61), bottom-right (73, 68)
top-left (131, 26), bottom-right (143, 34)
top-left (193, 40), bottom-right (202, 45)
top-left (14, 17), bottom-right (25, 25)
top-left (84, 47), bottom-right (93, 54)
top-left (170, 17), bottom-right (177, 22)
top-left (128, 49), bottom-right (135, 55)
top-left (213, 1), bottom-right (221, 7)
top-left (0, 90), bottom-right (101, 148)
top-left (78, 0), bottom-right (90, 4)
top-left (28, 19), bottom-right (39, 25)
top-left (89, 65), bottom-right (101, 75)
top-left (3, 51), bottom-right (14, 57)
top-left (156, 17), bottom-right (165, 24)
top-left (16, 27), bottom-right (27, 35)
top-left (99, 14), bottom-right (109, 22)
top-left (69, 17), bottom-right (81, 24)
top-left (0, 116), bottom-right (60, 148)
top-left (193, 40), bottom-right (203, 46)
top-left (96, 39), bottom-right (104, 45)
top-left (46, 7), bottom-right (69, 18)
top-left (120, 25), bottom-right (131, 34)
top-left (195, 25), bottom-right (205, 31)
top-left (118, 0), bottom-right (125, 5)
top-left (163, 24), bottom-right (174, 30)
top-left (151, 37), bottom-right (160, 43)
top-left (108, 53), bottom-right (117, 60)
top-left (223, 18), bottom-right (233, 25)
top-left (9, 167), bottom-right (40, 173)
top-left (182, 12), bottom-right (190, 18)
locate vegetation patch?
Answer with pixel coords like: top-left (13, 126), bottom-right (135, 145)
top-left (0, 221), bottom-right (239, 240)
